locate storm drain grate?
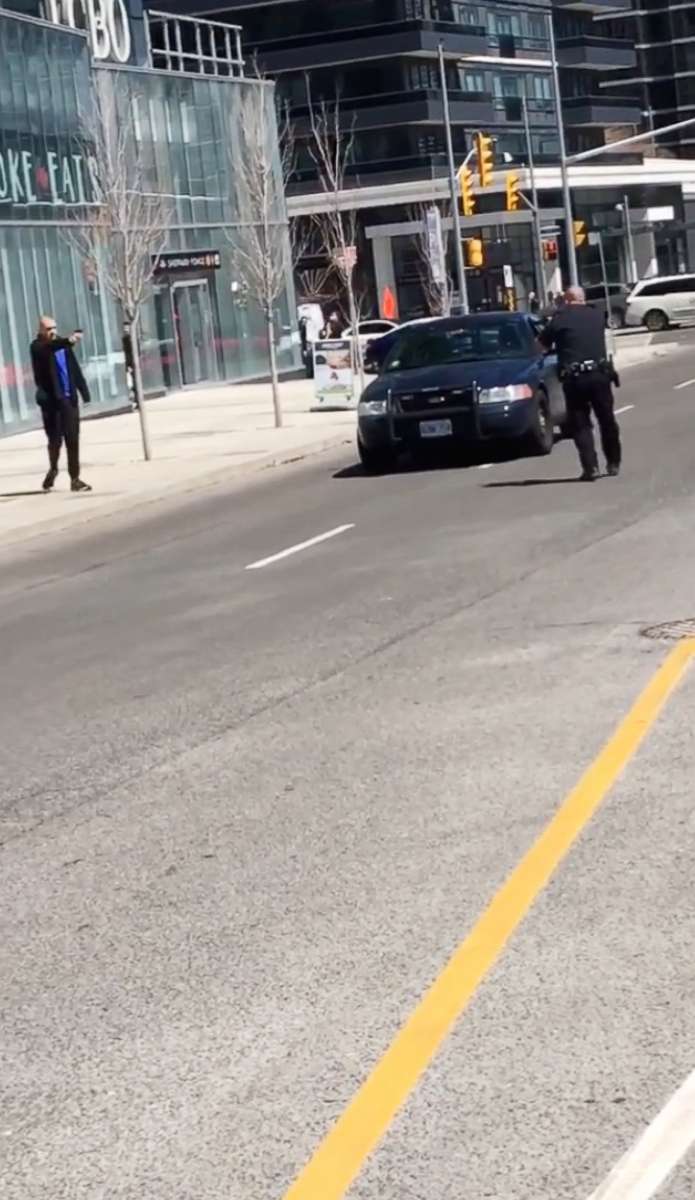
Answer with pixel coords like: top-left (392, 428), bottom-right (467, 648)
top-left (641, 619), bottom-right (695, 642)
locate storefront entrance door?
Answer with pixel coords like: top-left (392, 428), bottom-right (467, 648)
top-left (172, 280), bottom-right (215, 386)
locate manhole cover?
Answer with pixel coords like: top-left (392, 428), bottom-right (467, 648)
top-left (641, 619), bottom-right (695, 642)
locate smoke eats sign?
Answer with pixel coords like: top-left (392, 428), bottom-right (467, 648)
top-left (0, 147), bottom-right (98, 208)
top-left (43, 0), bottom-right (132, 63)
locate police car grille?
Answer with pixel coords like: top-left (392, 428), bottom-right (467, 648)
top-left (394, 387), bottom-right (474, 415)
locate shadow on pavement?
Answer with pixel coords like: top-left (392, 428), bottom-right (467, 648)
top-left (0, 490), bottom-right (48, 499)
top-left (334, 443), bottom-right (525, 480)
top-left (483, 477), bottom-right (580, 488)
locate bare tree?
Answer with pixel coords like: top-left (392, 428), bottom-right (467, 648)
top-left (65, 73), bottom-right (169, 462)
top-left (227, 75), bottom-right (300, 429)
top-left (305, 88), bottom-right (366, 389)
top-left (407, 203), bottom-right (453, 317)
top-left (296, 264), bottom-right (340, 309)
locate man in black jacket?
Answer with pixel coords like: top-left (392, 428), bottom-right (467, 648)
top-left (31, 315), bottom-right (92, 492)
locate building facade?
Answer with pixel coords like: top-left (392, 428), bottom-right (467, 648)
top-left (154, 0), bottom-right (695, 318)
top-left (596, 0), bottom-right (695, 157)
top-left (0, 1), bottom-right (299, 437)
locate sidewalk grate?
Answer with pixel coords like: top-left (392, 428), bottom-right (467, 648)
top-left (641, 619), bottom-right (695, 642)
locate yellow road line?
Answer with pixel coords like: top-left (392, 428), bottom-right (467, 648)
top-left (283, 638), bottom-right (695, 1200)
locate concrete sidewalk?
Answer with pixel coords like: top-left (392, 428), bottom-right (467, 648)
top-left (0, 334), bottom-right (686, 551)
top-left (0, 378), bottom-right (355, 550)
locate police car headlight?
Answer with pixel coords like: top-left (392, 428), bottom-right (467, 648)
top-left (478, 384), bottom-right (534, 404)
top-left (358, 398), bottom-right (387, 416)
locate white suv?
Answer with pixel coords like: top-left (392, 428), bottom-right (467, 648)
top-left (625, 274), bottom-right (695, 331)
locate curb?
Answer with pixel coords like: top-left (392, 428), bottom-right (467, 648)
top-left (0, 429), bottom-right (354, 554)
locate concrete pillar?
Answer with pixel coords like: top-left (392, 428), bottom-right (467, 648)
top-left (630, 211), bottom-right (657, 280)
top-left (683, 199), bottom-right (695, 271)
top-left (371, 235), bottom-right (398, 318)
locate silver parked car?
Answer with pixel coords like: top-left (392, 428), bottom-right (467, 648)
top-left (584, 283), bottom-right (630, 329)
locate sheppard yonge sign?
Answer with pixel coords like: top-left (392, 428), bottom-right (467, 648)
top-left (0, 147), bottom-right (98, 208)
top-left (43, 0), bottom-right (132, 62)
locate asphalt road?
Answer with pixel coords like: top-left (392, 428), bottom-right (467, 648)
top-left (3, 347), bottom-right (695, 1200)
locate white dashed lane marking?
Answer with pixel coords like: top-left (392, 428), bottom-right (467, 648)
top-left (586, 1066), bottom-right (695, 1200)
top-left (246, 524), bottom-right (355, 570)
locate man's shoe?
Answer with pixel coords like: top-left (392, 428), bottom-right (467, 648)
top-left (70, 478), bottom-right (92, 493)
top-left (579, 468), bottom-right (599, 482)
top-left (42, 468), bottom-right (58, 491)
top-left (606, 463), bottom-right (621, 477)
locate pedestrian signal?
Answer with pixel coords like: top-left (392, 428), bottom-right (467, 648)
top-left (465, 238), bottom-right (484, 268)
top-left (459, 166), bottom-right (476, 217)
top-left (505, 172), bottom-right (521, 212)
top-left (474, 132), bottom-right (494, 187)
top-left (542, 238), bottom-right (558, 262)
top-left (573, 220), bottom-right (587, 248)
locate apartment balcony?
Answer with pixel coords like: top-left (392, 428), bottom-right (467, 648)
top-left (254, 22), bottom-right (489, 73)
top-left (553, 0), bottom-right (633, 12)
top-left (561, 94), bottom-right (642, 126)
top-left (291, 88), bottom-right (496, 134)
top-left (556, 35), bottom-right (637, 71)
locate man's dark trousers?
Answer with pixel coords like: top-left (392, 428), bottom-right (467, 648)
top-left (40, 398), bottom-right (80, 480)
top-left (563, 370), bottom-right (621, 475)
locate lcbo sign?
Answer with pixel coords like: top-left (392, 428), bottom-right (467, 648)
top-left (44, 0), bottom-right (132, 63)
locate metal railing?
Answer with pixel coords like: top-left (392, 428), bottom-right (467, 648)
top-left (144, 11), bottom-right (244, 78)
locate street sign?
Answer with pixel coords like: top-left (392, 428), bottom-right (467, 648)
top-left (312, 339), bottom-right (357, 410)
top-left (153, 249), bottom-right (220, 275)
top-left (646, 205), bottom-right (675, 222)
top-left (426, 207), bottom-right (447, 285)
top-left (336, 245), bottom-right (357, 272)
top-left (503, 264), bottom-right (514, 289)
top-left (588, 232), bottom-right (601, 246)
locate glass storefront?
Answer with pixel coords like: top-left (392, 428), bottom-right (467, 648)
top-left (0, 7), bottom-right (299, 437)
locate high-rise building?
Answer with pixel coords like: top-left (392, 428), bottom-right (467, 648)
top-left (594, 0), bottom-right (695, 157)
top-left (553, 0), bottom-right (641, 157)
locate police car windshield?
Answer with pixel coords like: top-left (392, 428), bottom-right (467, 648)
top-left (382, 318), bottom-right (533, 373)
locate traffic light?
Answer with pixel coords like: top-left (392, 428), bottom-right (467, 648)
top-left (542, 238), bottom-right (558, 262)
top-left (474, 132), bottom-right (494, 187)
top-left (505, 171), bottom-right (521, 212)
top-left (459, 166), bottom-right (476, 217)
top-left (573, 220), bottom-right (587, 247)
top-left (465, 237), bottom-right (484, 268)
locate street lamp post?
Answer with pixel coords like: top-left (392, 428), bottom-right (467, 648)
top-left (438, 41), bottom-right (469, 314)
top-left (547, 13), bottom-right (579, 287)
top-left (521, 89), bottom-right (546, 307)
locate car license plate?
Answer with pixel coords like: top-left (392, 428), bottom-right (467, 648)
top-left (419, 419), bottom-right (452, 439)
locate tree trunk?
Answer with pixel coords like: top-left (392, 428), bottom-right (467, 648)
top-left (346, 277), bottom-right (364, 395)
top-left (129, 317), bottom-right (153, 462)
top-left (266, 310), bottom-right (283, 429)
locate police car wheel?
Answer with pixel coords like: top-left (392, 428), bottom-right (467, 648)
top-left (525, 393), bottom-right (554, 457)
top-left (644, 309), bottom-right (668, 333)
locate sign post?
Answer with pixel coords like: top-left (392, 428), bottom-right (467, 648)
top-left (588, 231), bottom-right (616, 357)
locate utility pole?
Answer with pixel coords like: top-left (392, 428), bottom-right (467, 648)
top-left (521, 88), bottom-right (546, 307)
top-left (438, 41), bottom-right (469, 314)
top-left (547, 12), bottom-right (578, 287)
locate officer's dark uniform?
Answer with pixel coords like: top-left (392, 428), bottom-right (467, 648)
top-left (539, 301), bottom-right (622, 480)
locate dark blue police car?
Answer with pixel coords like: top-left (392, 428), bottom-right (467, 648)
top-left (357, 312), bottom-right (565, 473)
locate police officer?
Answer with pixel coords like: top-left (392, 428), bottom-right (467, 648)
top-left (539, 285), bottom-right (622, 482)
